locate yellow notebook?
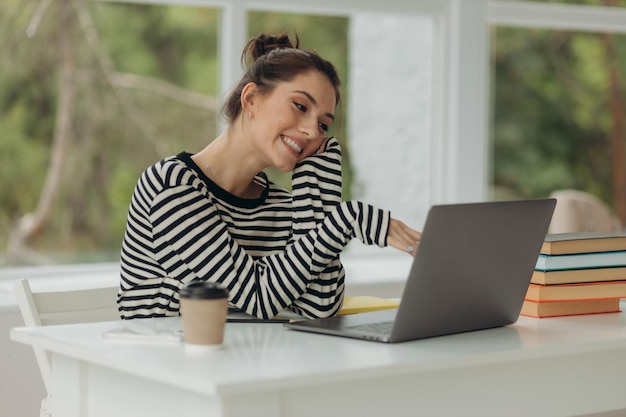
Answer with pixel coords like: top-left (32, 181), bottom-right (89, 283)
top-left (338, 296), bottom-right (400, 315)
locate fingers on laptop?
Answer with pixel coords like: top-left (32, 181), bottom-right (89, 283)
top-left (388, 219), bottom-right (421, 256)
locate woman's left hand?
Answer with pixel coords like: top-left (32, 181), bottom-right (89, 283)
top-left (386, 218), bottom-right (421, 256)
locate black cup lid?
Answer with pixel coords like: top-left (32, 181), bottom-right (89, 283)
top-left (180, 281), bottom-right (229, 299)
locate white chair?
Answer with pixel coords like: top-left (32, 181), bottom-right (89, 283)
top-left (13, 278), bottom-right (120, 417)
top-left (549, 189), bottom-right (622, 234)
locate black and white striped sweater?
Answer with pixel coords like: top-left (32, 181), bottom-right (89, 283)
top-left (118, 138), bottom-right (390, 320)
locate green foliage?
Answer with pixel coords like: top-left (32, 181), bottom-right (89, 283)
top-left (0, 1), bottom-right (56, 235)
top-left (90, 3), bottom-right (220, 94)
top-left (0, 108), bottom-right (48, 216)
top-left (491, 26), bottom-right (625, 208)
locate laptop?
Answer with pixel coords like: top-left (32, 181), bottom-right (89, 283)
top-left (284, 199), bottom-right (556, 343)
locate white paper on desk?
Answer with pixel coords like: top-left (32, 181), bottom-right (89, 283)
top-left (102, 324), bottom-right (182, 345)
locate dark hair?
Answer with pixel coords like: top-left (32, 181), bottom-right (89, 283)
top-left (221, 31), bottom-right (341, 124)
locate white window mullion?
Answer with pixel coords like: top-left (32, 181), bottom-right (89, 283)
top-left (436, 0), bottom-right (490, 204)
top-left (217, 2), bottom-right (247, 133)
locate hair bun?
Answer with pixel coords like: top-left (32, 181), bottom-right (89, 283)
top-left (223, 31), bottom-right (340, 124)
top-left (244, 31), bottom-right (300, 63)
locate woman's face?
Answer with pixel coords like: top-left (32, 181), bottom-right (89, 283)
top-left (247, 70), bottom-right (337, 172)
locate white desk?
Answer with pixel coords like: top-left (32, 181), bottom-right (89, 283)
top-left (11, 310), bottom-right (626, 417)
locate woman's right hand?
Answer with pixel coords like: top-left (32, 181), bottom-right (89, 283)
top-left (386, 218), bottom-right (421, 256)
top-left (299, 135), bottom-right (332, 160)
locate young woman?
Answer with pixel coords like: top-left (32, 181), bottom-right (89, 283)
top-left (118, 32), bottom-right (421, 320)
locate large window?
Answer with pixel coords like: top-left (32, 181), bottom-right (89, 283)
top-left (3, 0), bottom-right (625, 268)
top-left (0, 1), bottom-right (354, 266)
top-left (2, 0), bottom-right (444, 266)
top-left (489, 1), bottom-right (626, 228)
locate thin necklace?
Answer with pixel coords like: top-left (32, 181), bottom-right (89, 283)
top-left (202, 160), bottom-right (258, 199)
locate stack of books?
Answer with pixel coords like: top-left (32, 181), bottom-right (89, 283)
top-left (522, 232), bottom-right (626, 318)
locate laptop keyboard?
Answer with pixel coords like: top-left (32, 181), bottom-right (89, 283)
top-left (346, 321), bottom-right (394, 335)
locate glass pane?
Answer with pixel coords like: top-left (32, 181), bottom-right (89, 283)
top-left (490, 26), bottom-right (626, 226)
top-left (347, 13), bottom-right (434, 257)
top-left (1, 1), bottom-right (219, 265)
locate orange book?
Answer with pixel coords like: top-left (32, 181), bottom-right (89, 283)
top-left (525, 280), bottom-right (626, 302)
top-left (521, 298), bottom-right (621, 318)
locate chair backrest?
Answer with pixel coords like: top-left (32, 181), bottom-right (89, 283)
top-left (13, 279), bottom-right (120, 393)
top-left (549, 189), bottom-right (622, 234)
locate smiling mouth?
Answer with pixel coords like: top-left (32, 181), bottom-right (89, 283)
top-left (281, 136), bottom-right (303, 155)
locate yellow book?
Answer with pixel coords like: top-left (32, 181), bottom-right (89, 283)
top-left (338, 296), bottom-right (399, 315)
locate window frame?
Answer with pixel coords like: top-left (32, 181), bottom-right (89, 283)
top-left (86, 0), bottom-right (626, 283)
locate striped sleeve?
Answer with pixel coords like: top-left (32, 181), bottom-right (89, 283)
top-left (288, 137), bottom-right (346, 317)
top-left (291, 136), bottom-right (343, 234)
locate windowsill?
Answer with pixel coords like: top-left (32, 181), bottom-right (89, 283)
top-left (0, 255), bottom-right (412, 311)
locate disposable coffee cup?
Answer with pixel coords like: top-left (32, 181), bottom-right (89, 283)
top-left (179, 281), bottom-right (229, 348)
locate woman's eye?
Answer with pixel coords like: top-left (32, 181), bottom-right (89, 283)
top-left (294, 102), bottom-right (306, 112)
top-left (319, 122), bottom-right (329, 132)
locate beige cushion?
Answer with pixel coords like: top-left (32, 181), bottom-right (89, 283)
top-left (548, 189), bottom-right (622, 233)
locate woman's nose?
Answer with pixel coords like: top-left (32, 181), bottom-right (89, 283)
top-left (299, 116), bottom-right (318, 138)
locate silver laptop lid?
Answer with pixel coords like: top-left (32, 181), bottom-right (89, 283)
top-left (389, 199), bottom-right (556, 342)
